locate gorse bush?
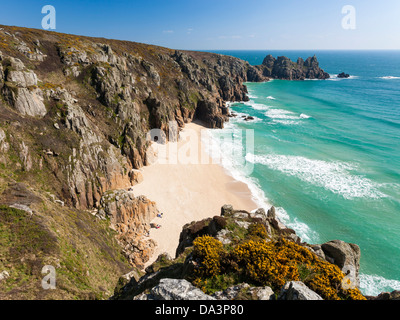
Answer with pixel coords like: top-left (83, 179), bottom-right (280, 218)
top-left (192, 235), bottom-right (224, 278)
top-left (191, 235), bottom-right (365, 300)
top-left (247, 223), bottom-right (269, 239)
top-left (233, 239), bottom-right (365, 300)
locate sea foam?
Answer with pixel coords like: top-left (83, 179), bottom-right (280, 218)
top-left (203, 128), bottom-right (318, 244)
top-left (246, 154), bottom-right (387, 199)
top-left (275, 207), bottom-right (320, 243)
top-left (264, 108), bottom-right (312, 125)
top-left (360, 273), bottom-right (400, 296)
top-left (378, 76), bottom-right (400, 79)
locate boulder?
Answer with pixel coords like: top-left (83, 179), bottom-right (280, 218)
top-left (0, 271), bottom-right (10, 281)
top-left (129, 170), bottom-right (144, 185)
top-left (2, 64), bottom-right (46, 117)
top-left (321, 240), bottom-right (361, 287)
top-left (279, 281), bottom-right (323, 300)
top-left (12, 88), bottom-right (47, 117)
top-left (0, 128), bottom-right (9, 153)
top-left (139, 278), bottom-right (215, 300)
top-left (7, 70), bottom-right (38, 87)
top-left (221, 204), bottom-right (234, 216)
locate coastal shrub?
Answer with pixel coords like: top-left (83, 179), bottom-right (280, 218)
top-left (192, 235), bottom-right (224, 278)
top-left (247, 223), bottom-right (268, 239)
top-left (232, 239), bottom-right (299, 289)
top-left (232, 238), bottom-right (366, 300)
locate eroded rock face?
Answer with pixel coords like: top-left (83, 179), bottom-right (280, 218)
top-left (321, 240), bottom-right (361, 287)
top-left (2, 58), bottom-right (47, 117)
top-left (7, 69), bottom-right (38, 87)
top-left (11, 88), bottom-right (47, 117)
top-left (99, 189), bottom-right (159, 267)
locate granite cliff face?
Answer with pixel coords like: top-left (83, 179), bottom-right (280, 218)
top-left (0, 25), bottom-right (267, 213)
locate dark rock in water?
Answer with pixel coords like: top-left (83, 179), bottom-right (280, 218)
top-left (244, 116), bottom-right (254, 121)
top-left (373, 290), bottom-right (400, 300)
top-left (259, 54), bottom-right (330, 80)
top-left (337, 72), bottom-right (350, 78)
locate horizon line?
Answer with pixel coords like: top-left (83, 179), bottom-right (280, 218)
top-left (1, 24), bottom-right (400, 52)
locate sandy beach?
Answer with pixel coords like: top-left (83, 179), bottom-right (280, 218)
top-left (130, 121), bottom-right (259, 267)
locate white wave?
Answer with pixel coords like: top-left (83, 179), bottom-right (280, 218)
top-left (300, 113), bottom-right (311, 119)
top-left (231, 111), bottom-right (262, 123)
top-left (202, 126), bottom-right (271, 209)
top-left (327, 74), bottom-right (358, 81)
top-left (244, 100), bottom-right (271, 111)
top-left (203, 128), bottom-right (319, 244)
top-left (360, 274), bottom-right (400, 296)
top-left (247, 91), bottom-right (258, 99)
top-left (267, 96), bottom-right (276, 100)
top-left (275, 207), bottom-right (320, 243)
top-left (265, 108), bottom-right (300, 120)
top-left (246, 154), bottom-right (388, 199)
top-left (378, 76), bottom-right (400, 80)
top-left (272, 120), bottom-right (301, 125)
top-left (264, 109), bottom-right (312, 124)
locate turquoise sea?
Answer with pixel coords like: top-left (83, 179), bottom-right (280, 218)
top-left (206, 50), bottom-right (400, 296)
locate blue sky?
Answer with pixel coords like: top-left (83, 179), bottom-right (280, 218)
top-left (1, 0), bottom-right (399, 50)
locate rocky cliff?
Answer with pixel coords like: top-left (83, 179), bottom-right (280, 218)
top-left (0, 25), bottom-right (267, 213)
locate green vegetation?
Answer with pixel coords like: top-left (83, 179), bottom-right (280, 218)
top-left (0, 200), bottom-right (131, 300)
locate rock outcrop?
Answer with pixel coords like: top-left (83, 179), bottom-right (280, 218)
top-left (1, 57), bottom-right (47, 117)
top-left (213, 283), bottom-right (275, 300)
top-left (257, 54), bottom-right (330, 80)
top-left (99, 189), bottom-right (159, 267)
top-left (321, 240), bottom-right (361, 287)
top-left (278, 281), bottom-right (323, 300)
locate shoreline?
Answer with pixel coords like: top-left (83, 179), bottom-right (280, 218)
top-left (129, 121), bottom-right (262, 268)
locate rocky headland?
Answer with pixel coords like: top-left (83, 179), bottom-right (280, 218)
top-left (256, 54), bottom-right (330, 80)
